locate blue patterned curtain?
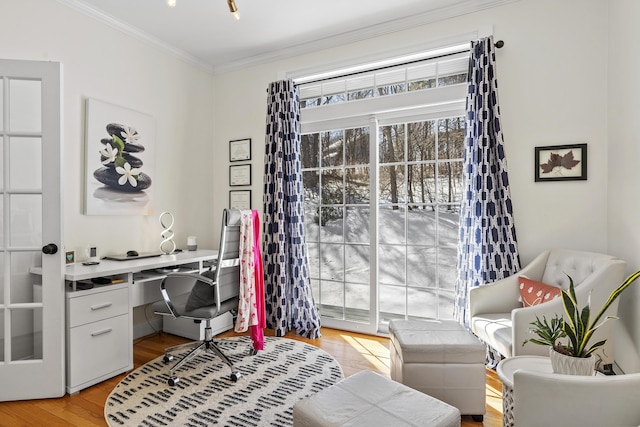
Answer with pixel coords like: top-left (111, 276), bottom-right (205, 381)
top-left (454, 37), bottom-right (520, 330)
top-left (263, 80), bottom-right (322, 339)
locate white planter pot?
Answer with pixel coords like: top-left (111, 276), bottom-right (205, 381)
top-left (549, 347), bottom-right (595, 376)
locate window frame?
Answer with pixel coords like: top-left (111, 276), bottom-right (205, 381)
top-left (293, 35), bottom-right (482, 334)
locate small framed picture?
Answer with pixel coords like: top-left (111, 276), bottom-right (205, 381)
top-left (229, 190), bottom-right (251, 210)
top-left (229, 138), bottom-right (251, 162)
top-left (65, 250), bottom-right (75, 265)
top-left (535, 143), bottom-right (587, 182)
top-left (229, 164), bottom-right (251, 186)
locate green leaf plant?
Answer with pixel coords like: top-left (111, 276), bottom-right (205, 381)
top-left (524, 269), bottom-right (640, 358)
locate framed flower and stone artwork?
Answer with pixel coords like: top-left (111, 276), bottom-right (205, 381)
top-left (84, 98), bottom-right (156, 215)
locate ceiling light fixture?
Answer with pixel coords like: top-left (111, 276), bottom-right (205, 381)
top-left (227, 0), bottom-right (240, 20)
top-left (166, 0), bottom-right (176, 7)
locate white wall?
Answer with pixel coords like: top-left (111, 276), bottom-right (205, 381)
top-left (215, 0), bottom-right (640, 368)
top-left (0, 0), bottom-right (217, 259)
top-left (213, 0), bottom-right (610, 264)
top-left (1, 0), bottom-right (612, 278)
top-left (608, 0), bottom-right (640, 374)
top-left (5, 0), bottom-right (640, 369)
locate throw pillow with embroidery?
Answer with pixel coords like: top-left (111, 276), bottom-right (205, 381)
top-left (519, 276), bottom-right (562, 307)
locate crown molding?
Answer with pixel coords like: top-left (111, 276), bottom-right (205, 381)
top-left (58, 0), bottom-right (519, 75)
top-left (56, 0), bottom-right (215, 73)
top-left (212, 0), bottom-right (518, 74)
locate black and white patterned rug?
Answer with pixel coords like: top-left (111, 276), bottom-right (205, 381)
top-left (104, 336), bottom-right (343, 426)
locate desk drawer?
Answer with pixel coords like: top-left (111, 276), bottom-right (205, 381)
top-left (67, 314), bottom-right (130, 388)
top-left (68, 287), bottom-right (128, 327)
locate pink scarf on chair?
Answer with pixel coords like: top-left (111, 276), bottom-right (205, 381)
top-left (235, 210), bottom-right (265, 350)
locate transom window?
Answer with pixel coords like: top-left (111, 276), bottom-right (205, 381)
top-left (300, 54), bottom-right (468, 109)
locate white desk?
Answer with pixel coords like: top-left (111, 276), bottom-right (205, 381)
top-left (35, 250), bottom-right (219, 394)
top-left (62, 249), bottom-right (218, 285)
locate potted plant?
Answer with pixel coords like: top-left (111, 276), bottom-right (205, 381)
top-left (523, 270), bottom-right (640, 375)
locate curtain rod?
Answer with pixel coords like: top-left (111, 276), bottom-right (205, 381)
top-left (293, 40), bottom-right (504, 87)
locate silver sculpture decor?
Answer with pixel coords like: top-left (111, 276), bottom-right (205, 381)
top-left (159, 211), bottom-right (176, 254)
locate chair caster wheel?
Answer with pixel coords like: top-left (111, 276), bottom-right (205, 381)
top-left (230, 372), bottom-right (242, 382)
top-left (249, 349), bottom-right (258, 356)
top-left (163, 354), bottom-right (173, 364)
top-left (168, 376), bottom-right (179, 386)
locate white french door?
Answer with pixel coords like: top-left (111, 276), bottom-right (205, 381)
top-left (0, 59), bottom-right (64, 400)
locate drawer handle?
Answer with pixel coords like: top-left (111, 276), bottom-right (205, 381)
top-left (91, 328), bottom-right (113, 337)
top-left (90, 302), bottom-right (113, 311)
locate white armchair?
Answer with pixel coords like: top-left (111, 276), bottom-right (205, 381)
top-left (513, 369), bottom-right (640, 427)
top-left (469, 249), bottom-right (626, 366)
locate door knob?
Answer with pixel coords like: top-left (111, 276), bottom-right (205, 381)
top-left (42, 243), bottom-right (58, 255)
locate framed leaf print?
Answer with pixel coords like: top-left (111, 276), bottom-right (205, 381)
top-left (535, 143), bottom-right (587, 182)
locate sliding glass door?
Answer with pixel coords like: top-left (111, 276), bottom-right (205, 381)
top-left (302, 115), bottom-right (465, 334)
top-left (377, 117), bottom-right (464, 327)
top-left (302, 126), bottom-right (373, 331)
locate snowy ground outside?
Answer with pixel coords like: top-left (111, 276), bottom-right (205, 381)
top-left (304, 202), bottom-right (459, 322)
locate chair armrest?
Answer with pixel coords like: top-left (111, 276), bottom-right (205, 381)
top-left (513, 370), bottom-right (640, 427)
top-left (469, 250), bottom-right (552, 318)
top-left (512, 297), bottom-right (566, 356)
top-left (469, 275), bottom-right (521, 317)
top-left (161, 272), bottom-right (216, 286)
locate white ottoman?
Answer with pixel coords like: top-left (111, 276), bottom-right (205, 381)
top-left (293, 370), bottom-right (460, 427)
top-left (389, 319), bottom-right (486, 421)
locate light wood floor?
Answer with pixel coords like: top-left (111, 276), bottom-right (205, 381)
top-left (0, 328), bottom-right (503, 427)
